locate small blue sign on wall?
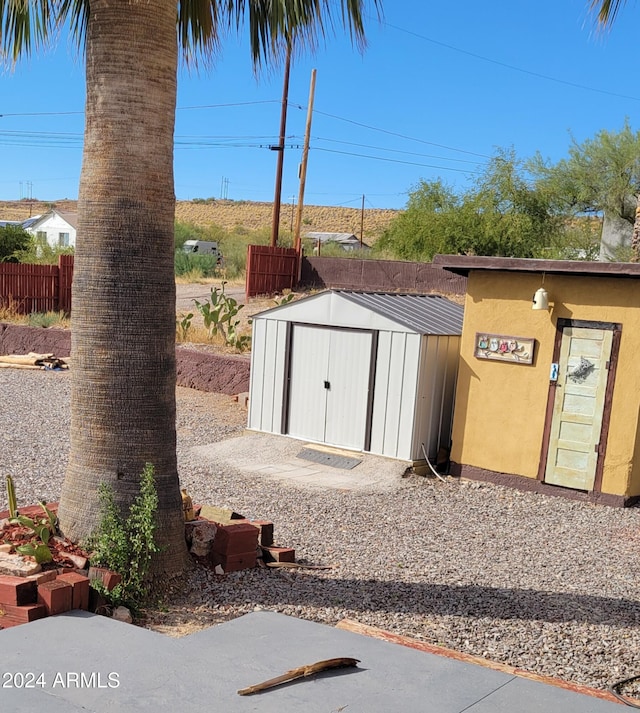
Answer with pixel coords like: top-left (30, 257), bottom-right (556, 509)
top-left (550, 363), bottom-right (559, 381)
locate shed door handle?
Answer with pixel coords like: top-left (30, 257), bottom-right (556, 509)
top-left (324, 381), bottom-right (330, 390)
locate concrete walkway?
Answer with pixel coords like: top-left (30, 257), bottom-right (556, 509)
top-left (193, 432), bottom-right (411, 491)
top-left (0, 610), bottom-right (625, 712)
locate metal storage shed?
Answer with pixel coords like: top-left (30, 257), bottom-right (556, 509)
top-left (247, 290), bottom-right (464, 463)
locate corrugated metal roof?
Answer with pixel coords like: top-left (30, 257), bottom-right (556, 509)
top-left (335, 290), bottom-right (463, 335)
top-left (305, 232), bottom-right (359, 244)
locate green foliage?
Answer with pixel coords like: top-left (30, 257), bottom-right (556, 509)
top-left (27, 311), bottom-right (68, 328)
top-left (529, 120), bottom-right (640, 220)
top-left (540, 218), bottom-right (601, 261)
top-left (193, 281), bottom-right (251, 351)
top-left (86, 464), bottom-right (160, 611)
top-left (15, 542), bottom-right (53, 564)
top-left (176, 312), bottom-right (194, 341)
top-left (5, 475), bottom-right (17, 519)
top-left (12, 233), bottom-right (74, 265)
top-left (10, 502), bottom-right (58, 564)
top-left (174, 221), bottom-right (281, 279)
top-left (174, 250), bottom-right (222, 279)
top-left (0, 225), bottom-right (31, 261)
top-left (174, 221), bottom-right (225, 251)
top-left (378, 151), bottom-right (564, 261)
top-left (273, 292), bottom-right (295, 307)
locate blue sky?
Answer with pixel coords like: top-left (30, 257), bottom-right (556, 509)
top-left (0, 1), bottom-right (637, 210)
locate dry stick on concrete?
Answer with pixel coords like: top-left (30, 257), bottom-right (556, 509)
top-left (237, 657), bottom-right (360, 696)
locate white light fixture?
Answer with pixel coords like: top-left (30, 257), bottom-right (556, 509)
top-left (532, 287), bottom-right (549, 311)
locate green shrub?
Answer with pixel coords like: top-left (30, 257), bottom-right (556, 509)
top-left (27, 311), bottom-right (68, 328)
top-left (0, 225), bottom-right (34, 261)
top-left (13, 239), bottom-right (74, 265)
top-left (86, 463), bottom-right (160, 612)
top-left (174, 250), bottom-right (222, 278)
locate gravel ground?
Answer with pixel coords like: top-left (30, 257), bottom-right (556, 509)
top-left (2, 369), bottom-right (640, 692)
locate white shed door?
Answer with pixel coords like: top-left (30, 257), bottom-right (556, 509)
top-left (544, 326), bottom-right (613, 490)
top-left (287, 325), bottom-right (373, 450)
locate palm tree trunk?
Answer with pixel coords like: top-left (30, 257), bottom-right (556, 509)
top-left (58, 0), bottom-right (188, 575)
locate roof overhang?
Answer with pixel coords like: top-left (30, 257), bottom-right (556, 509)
top-left (432, 254), bottom-right (640, 279)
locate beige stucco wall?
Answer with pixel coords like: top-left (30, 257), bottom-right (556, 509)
top-left (451, 270), bottom-right (640, 497)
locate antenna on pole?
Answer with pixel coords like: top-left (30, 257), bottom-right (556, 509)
top-left (293, 68), bottom-right (317, 255)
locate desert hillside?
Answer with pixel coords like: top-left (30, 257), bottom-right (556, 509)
top-left (0, 199), bottom-right (398, 242)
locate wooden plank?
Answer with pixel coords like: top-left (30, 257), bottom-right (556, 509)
top-left (335, 619), bottom-right (626, 706)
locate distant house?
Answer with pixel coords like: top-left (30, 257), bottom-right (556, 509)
top-left (25, 210), bottom-right (77, 249)
top-left (0, 218), bottom-right (37, 229)
top-left (304, 232), bottom-right (369, 252)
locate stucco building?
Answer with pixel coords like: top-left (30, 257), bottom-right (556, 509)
top-left (434, 255), bottom-right (640, 507)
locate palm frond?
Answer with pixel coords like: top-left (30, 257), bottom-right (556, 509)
top-left (58, 0), bottom-right (89, 49)
top-left (0, 0), bottom-right (87, 62)
top-left (178, 0), bottom-right (381, 68)
top-left (590, 0), bottom-right (627, 27)
top-left (178, 0), bottom-right (229, 66)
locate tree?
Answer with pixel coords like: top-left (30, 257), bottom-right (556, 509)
top-left (0, 224), bottom-right (30, 261)
top-left (377, 150), bottom-right (563, 261)
top-left (530, 122), bottom-right (640, 219)
top-left (1, 0), bottom-right (380, 578)
top-left (589, 1), bottom-right (640, 258)
top-left (529, 122), bottom-right (640, 260)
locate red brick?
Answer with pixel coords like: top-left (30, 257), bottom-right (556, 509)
top-left (57, 572), bottom-right (90, 611)
top-left (262, 546), bottom-right (296, 563)
top-left (211, 523), bottom-right (259, 556)
top-left (88, 567), bottom-right (122, 591)
top-left (38, 579), bottom-right (73, 615)
top-left (211, 551), bottom-right (257, 573)
top-left (0, 502), bottom-right (58, 520)
top-left (25, 570), bottom-right (58, 586)
top-left (0, 575), bottom-right (37, 606)
top-left (0, 602), bottom-right (47, 627)
top-left (250, 520), bottom-right (274, 547)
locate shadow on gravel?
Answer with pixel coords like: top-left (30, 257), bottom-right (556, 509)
top-left (224, 575), bottom-right (640, 627)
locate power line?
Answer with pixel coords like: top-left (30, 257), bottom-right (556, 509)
top-left (309, 107), bottom-right (493, 159)
top-left (313, 147), bottom-right (483, 173)
top-left (382, 19), bottom-right (640, 103)
top-left (312, 135), bottom-right (486, 165)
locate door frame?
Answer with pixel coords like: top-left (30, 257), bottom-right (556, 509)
top-left (537, 318), bottom-right (621, 493)
top-left (281, 322), bottom-right (378, 451)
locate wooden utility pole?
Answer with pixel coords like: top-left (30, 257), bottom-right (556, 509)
top-left (270, 43), bottom-right (292, 248)
top-left (294, 68), bottom-right (317, 254)
top-left (360, 194), bottom-right (365, 247)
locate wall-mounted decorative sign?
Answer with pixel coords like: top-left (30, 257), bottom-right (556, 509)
top-left (474, 333), bottom-right (535, 365)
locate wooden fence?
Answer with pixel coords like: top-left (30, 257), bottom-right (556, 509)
top-left (299, 256), bottom-right (467, 295)
top-left (0, 255), bottom-right (74, 315)
top-left (245, 244), bottom-right (299, 299)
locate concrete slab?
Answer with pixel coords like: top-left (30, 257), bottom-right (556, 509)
top-left (193, 432), bottom-right (410, 491)
top-left (0, 610), bottom-right (624, 712)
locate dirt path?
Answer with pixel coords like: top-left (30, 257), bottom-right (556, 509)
top-left (175, 282), bottom-right (245, 315)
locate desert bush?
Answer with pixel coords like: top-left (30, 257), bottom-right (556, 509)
top-left (174, 220), bottom-right (225, 251)
top-left (13, 239), bottom-right (74, 265)
top-left (174, 250), bottom-right (222, 279)
top-left (27, 311), bottom-right (69, 328)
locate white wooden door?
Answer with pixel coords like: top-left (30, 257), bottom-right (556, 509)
top-left (287, 325), bottom-right (373, 450)
top-left (544, 326), bottom-right (613, 490)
